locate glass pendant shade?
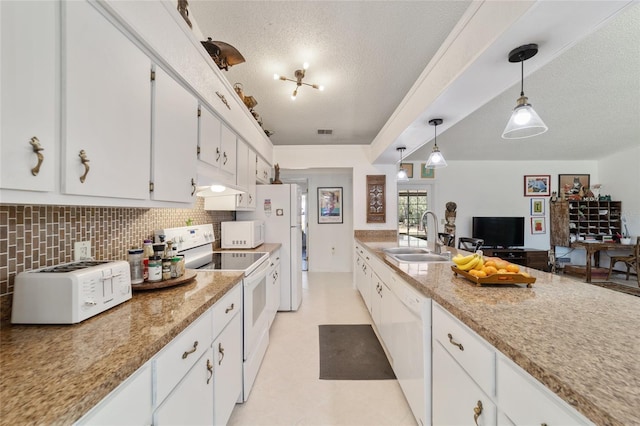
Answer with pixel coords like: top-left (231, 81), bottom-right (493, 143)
top-left (426, 146), bottom-right (447, 168)
top-left (396, 168), bottom-right (409, 182)
top-left (502, 95), bottom-right (548, 139)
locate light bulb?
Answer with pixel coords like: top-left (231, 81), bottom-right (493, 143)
top-left (513, 107), bottom-right (532, 125)
top-left (210, 185), bottom-right (226, 193)
top-left (303, 62), bottom-right (309, 70)
top-left (318, 85), bottom-right (325, 91)
top-left (431, 152), bottom-right (442, 162)
top-left (273, 73), bottom-right (280, 80)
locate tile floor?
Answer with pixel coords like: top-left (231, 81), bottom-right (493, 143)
top-left (228, 272), bottom-right (417, 426)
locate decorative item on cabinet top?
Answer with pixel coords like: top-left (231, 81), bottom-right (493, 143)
top-left (201, 37), bottom-right (245, 71)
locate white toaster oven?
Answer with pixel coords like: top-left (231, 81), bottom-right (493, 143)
top-left (11, 260), bottom-right (132, 324)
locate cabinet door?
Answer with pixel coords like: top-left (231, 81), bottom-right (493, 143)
top-left (62, 0), bottom-right (150, 199)
top-left (76, 363), bottom-right (152, 425)
top-left (370, 272), bottom-right (383, 325)
top-left (1, 1), bottom-right (57, 192)
top-left (220, 124), bottom-right (237, 178)
top-left (433, 342), bottom-right (496, 426)
top-left (256, 155), bottom-right (271, 184)
top-left (213, 312), bottom-right (243, 426)
top-left (199, 106), bottom-right (222, 168)
top-left (154, 348), bottom-right (214, 425)
top-left (246, 148), bottom-right (257, 208)
top-left (152, 66), bottom-right (197, 203)
top-left (235, 139), bottom-right (249, 208)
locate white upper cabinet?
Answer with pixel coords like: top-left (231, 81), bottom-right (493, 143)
top-left (198, 105), bottom-right (222, 169)
top-left (0, 1), bottom-right (57, 192)
top-left (62, 0), bottom-right (150, 199)
top-left (220, 124), bottom-right (237, 178)
top-left (256, 155), bottom-right (271, 184)
top-left (151, 66), bottom-right (198, 203)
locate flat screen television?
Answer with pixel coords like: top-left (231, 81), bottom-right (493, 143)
top-left (472, 217), bottom-right (525, 248)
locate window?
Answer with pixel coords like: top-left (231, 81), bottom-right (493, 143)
top-left (398, 190), bottom-right (428, 239)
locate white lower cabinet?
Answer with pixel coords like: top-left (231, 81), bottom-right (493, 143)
top-left (154, 347), bottom-right (214, 425)
top-left (213, 311), bottom-right (243, 426)
top-left (75, 362), bottom-right (152, 425)
top-left (433, 341), bottom-right (497, 426)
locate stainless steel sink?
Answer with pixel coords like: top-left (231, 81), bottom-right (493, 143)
top-left (382, 247), bottom-right (430, 255)
top-left (389, 253), bottom-right (450, 263)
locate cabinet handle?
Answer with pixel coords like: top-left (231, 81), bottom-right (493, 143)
top-left (249, 194), bottom-right (253, 203)
top-left (473, 400), bottom-right (483, 426)
top-left (223, 152), bottom-right (228, 165)
top-left (216, 147), bottom-right (221, 162)
top-left (225, 303), bottom-right (235, 313)
top-left (218, 342), bottom-right (225, 365)
top-left (182, 340), bottom-right (198, 359)
top-left (447, 333), bottom-right (464, 351)
top-left (215, 91), bottom-right (230, 110)
top-left (238, 194), bottom-right (243, 203)
top-left (191, 178), bottom-right (196, 196)
top-left (29, 137), bottom-right (44, 176)
top-left (206, 359), bottom-right (213, 384)
top-left (78, 150), bottom-right (90, 183)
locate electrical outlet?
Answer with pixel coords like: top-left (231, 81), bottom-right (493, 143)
top-left (74, 241), bottom-right (91, 261)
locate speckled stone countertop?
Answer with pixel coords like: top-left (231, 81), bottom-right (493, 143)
top-left (356, 236), bottom-right (640, 426)
top-left (1, 258), bottom-right (265, 426)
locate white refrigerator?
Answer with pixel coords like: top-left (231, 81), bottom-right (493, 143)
top-left (238, 184), bottom-right (303, 311)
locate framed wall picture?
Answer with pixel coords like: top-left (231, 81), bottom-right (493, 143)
top-left (366, 175), bottom-right (386, 223)
top-left (530, 198), bottom-right (545, 216)
top-left (420, 164), bottom-right (435, 179)
top-left (318, 187), bottom-right (344, 223)
top-left (318, 187), bottom-right (343, 224)
top-left (531, 217), bottom-right (546, 234)
top-left (558, 174), bottom-right (590, 199)
top-left (399, 163), bottom-right (413, 178)
top-left (524, 175), bottom-right (551, 196)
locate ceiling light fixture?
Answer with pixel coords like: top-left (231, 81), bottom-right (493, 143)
top-left (426, 118), bottom-right (447, 169)
top-left (502, 43), bottom-right (548, 139)
top-left (274, 63), bottom-right (324, 100)
top-left (396, 147), bottom-right (409, 182)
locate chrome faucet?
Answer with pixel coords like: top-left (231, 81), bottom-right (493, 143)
top-left (421, 210), bottom-right (442, 254)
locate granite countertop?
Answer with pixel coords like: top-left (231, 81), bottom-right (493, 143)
top-left (0, 270), bottom-right (243, 425)
top-left (356, 236), bottom-right (640, 426)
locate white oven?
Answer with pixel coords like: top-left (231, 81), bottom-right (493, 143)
top-left (242, 258), bottom-right (270, 360)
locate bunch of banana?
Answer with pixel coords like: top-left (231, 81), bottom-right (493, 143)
top-left (452, 253), bottom-right (484, 271)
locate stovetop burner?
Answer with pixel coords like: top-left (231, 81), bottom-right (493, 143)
top-left (39, 260), bottom-right (112, 273)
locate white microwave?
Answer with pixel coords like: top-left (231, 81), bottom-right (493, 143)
top-left (221, 220), bottom-right (265, 249)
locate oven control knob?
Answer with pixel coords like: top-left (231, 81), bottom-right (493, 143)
top-left (85, 300), bottom-right (97, 306)
top-left (179, 236), bottom-right (185, 242)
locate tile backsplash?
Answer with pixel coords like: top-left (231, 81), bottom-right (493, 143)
top-left (0, 199), bottom-right (234, 321)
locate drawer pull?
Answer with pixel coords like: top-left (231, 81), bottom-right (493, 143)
top-left (29, 137), bottom-right (44, 176)
top-left (191, 178), bottom-right (196, 196)
top-left (182, 340), bottom-right (198, 359)
top-left (216, 91), bottom-right (230, 110)
top-left (447, 333), bottom-right (464, 351)
top-left (225, 303), bottom-right (235, 314)
top-left (206, 359), bottom-right (213, 384)
top-left (218, 342), bottom-right (225, 365)
top-left (78, 150), bottom-right (90, 183)
top-left (473, 400), bottom-right (483, 426)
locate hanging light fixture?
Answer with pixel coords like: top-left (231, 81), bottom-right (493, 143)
top-left (426, 118), bottom-right (447, 168)
top-left (396, 147), bottom-right (409, 182)
top-left (502, 43), bottom-right (548, 139)
top-left (274, 62), bottom-right (324, 100)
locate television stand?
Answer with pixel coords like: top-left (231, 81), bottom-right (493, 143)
top-left (482, 248), bottom-right (549, 271)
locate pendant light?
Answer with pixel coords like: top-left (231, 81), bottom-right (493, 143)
top-left (396, 147), bottom-right (409, 182)
top-left (426, 118), bottom-right (447, 168)
top-left (502, 44), bottom-right (548, 139)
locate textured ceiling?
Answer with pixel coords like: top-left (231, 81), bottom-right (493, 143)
top-left (189, 1), bottom-right (640, 162)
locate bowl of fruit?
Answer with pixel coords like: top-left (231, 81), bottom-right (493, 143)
top-left (451, 252), bottom-right (535, 287)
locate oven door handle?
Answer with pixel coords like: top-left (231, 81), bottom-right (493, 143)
top-left (243, 259), bottom-right (270, 289)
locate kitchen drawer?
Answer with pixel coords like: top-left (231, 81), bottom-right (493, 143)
top-left (497, 355), bottom-right (592, 425)
top-left (432, 303), bottom-right (495, 395)
top-left (212, 283), bottom-right (242, 338)
top-left (154, 309), bottom-right (213, 405)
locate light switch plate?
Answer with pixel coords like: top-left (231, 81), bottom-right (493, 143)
top-left (74, 241), bottom-right (91, 261)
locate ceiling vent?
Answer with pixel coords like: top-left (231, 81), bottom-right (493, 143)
top-left (317, 129), bottom-right (333, 135)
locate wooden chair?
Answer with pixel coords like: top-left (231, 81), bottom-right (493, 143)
top-left (438, 232), bottom-right (455, 247)
top-left (458, 237), bottom-right (484, 252)
top-left (608, 236), bottom-right (640, 286)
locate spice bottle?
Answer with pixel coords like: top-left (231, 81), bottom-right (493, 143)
top-left (162, 258), bottom-right (172, 281)
top-left (171, 257), bottom-right (181, 278)
top-left (143, 239), bottom-right (154, 258)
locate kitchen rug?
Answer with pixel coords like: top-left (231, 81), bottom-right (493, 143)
top-left (589, 282), bottom-right (640, 298)
top-left (318, 324), bottom-right (395, 380)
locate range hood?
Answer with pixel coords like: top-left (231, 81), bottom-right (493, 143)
top-left (196, 167), bottom-right (245, 197)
